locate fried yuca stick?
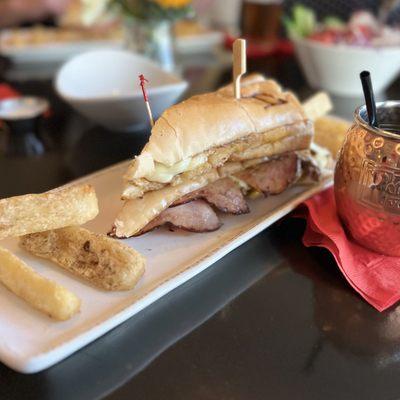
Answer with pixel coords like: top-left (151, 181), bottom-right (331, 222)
top-left (0, 184), bottom-right (99, 240)
top-left (0, 247), bottom-right (81, 321)
top-left (21, 226), bottom-right (146, 291)
top-left (302, 91), bottom-right (333, 120)
top-left (314, 115), bottom-right (351, 159)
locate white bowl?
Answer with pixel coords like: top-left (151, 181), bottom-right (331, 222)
top-left (293, 38), bottom-right (400, 97)
top-left (55, 49), bottom-right (188, 131)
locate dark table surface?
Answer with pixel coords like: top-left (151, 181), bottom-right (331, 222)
top-left (1, 50), bottom-right (400, 400)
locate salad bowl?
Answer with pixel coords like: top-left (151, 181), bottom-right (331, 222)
top-left (286, 6), bottom-right (400, 97)
top-left (293, 37), bottom-right (400, 96)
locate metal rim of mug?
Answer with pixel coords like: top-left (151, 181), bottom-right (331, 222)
top-left (355, 101), bottom-right (400, 140)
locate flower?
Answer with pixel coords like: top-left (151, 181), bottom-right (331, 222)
top-left (151, 0), bottom-right (192, 9)
top-left (81, 0), bottom-right (192, 23)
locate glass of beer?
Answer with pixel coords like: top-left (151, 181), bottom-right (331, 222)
top-left (242, 0), bottom-right (283, 49)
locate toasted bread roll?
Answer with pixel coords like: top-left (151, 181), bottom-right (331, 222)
top-left (0, 246), bottom-right (80, 321)
top-left (0, 184), bottom-right (99, 240)
top-left (20, 227), bottom-right (146, 291)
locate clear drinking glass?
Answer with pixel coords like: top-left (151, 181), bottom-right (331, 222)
top-left (124, 18), bottom-right (174, 72)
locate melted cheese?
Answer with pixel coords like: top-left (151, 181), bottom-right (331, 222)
top-left (114, 171), bottom-right (219, 238)
top-left (126, 153), bottom-right (208, 184)
top-left (146, 154), bottom-right (208, 183)
top-left (228, 175), bottom-right (250, 192)
top-left (310, 142), bottom-right (332, 171)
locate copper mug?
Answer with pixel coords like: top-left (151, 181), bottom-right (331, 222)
top-left (335, 101), bottom-right (400, 256)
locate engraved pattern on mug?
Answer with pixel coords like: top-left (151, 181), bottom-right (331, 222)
top-left (358, 159), bottom-right (400, 215)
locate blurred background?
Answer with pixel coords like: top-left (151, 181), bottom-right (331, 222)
top-left (2, 0), bottom-right (400, 196)
top-left (2, 0), bottom-right (400, 80)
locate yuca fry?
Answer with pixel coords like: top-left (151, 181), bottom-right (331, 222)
top-left (0, 184), bottom-right (98, 240)
top-left (0, 247), bottom-right (80, 320)
top-left (21, 226), bottom-right (146, 291)
top-left (314, 115), bottom-right (351, 159)
top-left (302, 92), bottom-right (333, 121)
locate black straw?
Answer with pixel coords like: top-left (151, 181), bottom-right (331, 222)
top-left (360, 70), bottom-right (378, 128)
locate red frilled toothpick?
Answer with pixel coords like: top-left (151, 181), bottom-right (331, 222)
top-left (139, 74), bottom-right (154, 127)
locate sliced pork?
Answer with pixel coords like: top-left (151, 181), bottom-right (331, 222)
top-left (140, 200), bottom-right (222, 234)
top-left (173, 178), bottom-right (249, 215)
top-left (236, 153), bottom-right (300, 196)
top-left (135, 153), bottom-right (308, 237)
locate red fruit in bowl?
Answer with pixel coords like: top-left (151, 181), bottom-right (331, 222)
top-left (345, 25), bottom-right (375, 45)
top-left (357, 25), bottom-right (375, 38)
top-left (308, 29), bottom-right (339, 44)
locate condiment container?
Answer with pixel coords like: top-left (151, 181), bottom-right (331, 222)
top-left (0, 96), bottom-right (48, 156)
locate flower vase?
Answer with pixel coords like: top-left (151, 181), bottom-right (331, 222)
top-left (124, 18), bottom-right (175, 71)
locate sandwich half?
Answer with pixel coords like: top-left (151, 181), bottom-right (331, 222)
top-left (111, 74), bottom-right (323, 238)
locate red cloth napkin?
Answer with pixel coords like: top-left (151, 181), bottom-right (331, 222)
top-left (297, 187), bottom-right (400, 312)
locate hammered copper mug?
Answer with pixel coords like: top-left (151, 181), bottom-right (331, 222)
top-left (335, 101), bottom-right (400, 257)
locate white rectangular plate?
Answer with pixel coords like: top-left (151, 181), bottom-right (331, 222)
top-left (0, 161), bottom-right (331, 373)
